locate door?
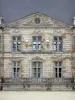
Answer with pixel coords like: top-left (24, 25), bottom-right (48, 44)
top-left (32, 61), bottom-right (43, 83)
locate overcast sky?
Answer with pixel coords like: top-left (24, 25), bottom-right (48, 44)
top-left (1, 0), bottom-right (75, 24)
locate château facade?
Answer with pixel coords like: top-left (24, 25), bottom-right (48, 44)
top-left (0, 13), bottom-right (75, 91)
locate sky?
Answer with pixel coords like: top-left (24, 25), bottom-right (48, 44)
top-left (1, 0), bottom-right (75, 25)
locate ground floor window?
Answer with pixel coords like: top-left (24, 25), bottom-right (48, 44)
top-left (54, 62), bottom-right (62, 78)
top-left (32, 61), bottom-right (42, 78)
top-left (12, 61), bottom-right (20, 78)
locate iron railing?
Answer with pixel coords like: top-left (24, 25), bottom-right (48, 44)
top-left (0, 77), bottom-right (74, 85)
top-left (0, 78), bottom-right (75, 90)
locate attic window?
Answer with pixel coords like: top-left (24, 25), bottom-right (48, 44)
top-left (35, 18), bottom-right (40, 24)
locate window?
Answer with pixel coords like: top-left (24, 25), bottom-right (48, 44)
top-left (32, 36), bottom-right (42, 51)
top-left (32, 61), bottom-right (42, 78)
top-left (54, 36), bottom-right (63, 51)
top-left (54, 62), bottom-right (62, 78)
top-left (13, 61), bottom-right (20, 78)
top-left (0, 36), bottom-right (1, 51)
top-left (12, 36), bottom-right (21, 52)
top-left (35, 18), bottom-right (40, 24)
top-left (74, 36), bottom-right (75, 50)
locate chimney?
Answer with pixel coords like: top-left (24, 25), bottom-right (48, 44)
top-left (73, 17), bottom-right (75, 27)
top-left (0, 17), bottom-right (3, 25)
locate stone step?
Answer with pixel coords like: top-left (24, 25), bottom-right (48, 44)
top-left (2, 84), bottom-right (73, 91)
top-left (3, 85), bottom-right (24, 91)
top-left (27, 85), bottom-right (47, 91)
top-left (51, 85), bottom-right (72, 91)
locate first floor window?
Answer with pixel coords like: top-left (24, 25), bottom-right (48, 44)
top-left (32, 36), bottom-right (42, 51)
top-left (13, 61), bottom-right (20, 78)
top-left (12, 36), bottom-right (21, 52)
top-left (54, 36), bottom-right (63, 52)
top-left (32, 61), bottom-right (42, 78)
top-left (54, 62), bottom-right (62, 78)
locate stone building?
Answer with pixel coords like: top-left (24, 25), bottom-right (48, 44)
top-left (0, 12), bottom-right (75, 90)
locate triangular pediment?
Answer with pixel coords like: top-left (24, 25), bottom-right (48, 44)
top-left (5, 12), bottom-right (72, 28)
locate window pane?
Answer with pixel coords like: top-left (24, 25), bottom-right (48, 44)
top-left (38, 36), bottom-right (41, 41)
top-left (59, 73), bottom-right (61, 77)
top-left (17, 68), bottom-right (20, 72)
top-left (32, 62), bottom-right (36, 67)
top-left (54, 36), bottom-right (57, 41)
top-left (33, 68), bottom-right (36, 73)
top-left (13, 36), bottom-right (16, 40)
top-left (35, 18), bottom-right (40, 24)
top-left (33, 73), bottom-right (37, 77)
top-left (59, 62), bottom-right (62, 66)
top-left (13, 43), bottom-right (16, 51)
top-left (38, 62), bottom-right (41, 67)
top-left (38, 73), bottom-right (40, 78)
top-left (55, 68), bottom-right (57, 72)
top-left (13, 68), bottom-right (16, 72)
top-left (17, 61), bottom-right (20, 66)
top-left (17, 68), bottom-right (20, 77)
top-left (14, 72), bottom-right (16, 77)
top-left (54, 41), bottom-right (57, 44)
top-left (59, 42), bottom-right (62, 51)
top-left (38, 68), bottom-right (40, 73)
top-left (55, 73), bottom-right (57, 78)
top-left (55, 62), bottom-right (57, 66)
top-left (33, 41), bottom-right (37, 44)
top-left (38, 44), bottom-right (41, 50)
top-left (33, 44), bottom-right (36, 50)
top-left (59, 68), bottom-right (61, 72)
top-left (17, 44), bottom-right (20, 51)
top-left (33, 36), bottom-right (37, 41)
top-left (13, 61), bottom-right (16, 66)
top-left (54, 45), bottom-right (57, 51)
top-left (37, 41), bottom-right (41, 44)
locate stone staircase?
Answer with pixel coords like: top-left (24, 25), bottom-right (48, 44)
top-left (2, 84), bottom-right (73, 91)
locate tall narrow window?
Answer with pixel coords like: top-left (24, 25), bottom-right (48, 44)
top-left (12, 36), bottom-right (21, 52)
top-left (32, 36), bottom-right (42, 51)
top-left (74, 36), bottom-right (75, 51)
top-left (32, 61), bottom-right (42, 78)
top-left (0, 36), bottom-right (1, 51)
top-left (54, 62), bottom-right (62, 78)
top-left (13, 61), bottom-right (20, 79)
top-left (54, 36), bottom-right (63, 51)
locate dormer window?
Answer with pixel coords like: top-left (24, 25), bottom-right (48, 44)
top-left (35, 18), bottom-right (40, 24)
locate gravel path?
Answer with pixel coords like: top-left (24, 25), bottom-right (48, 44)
top-left (0, 91), bottom-right (75, 100)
